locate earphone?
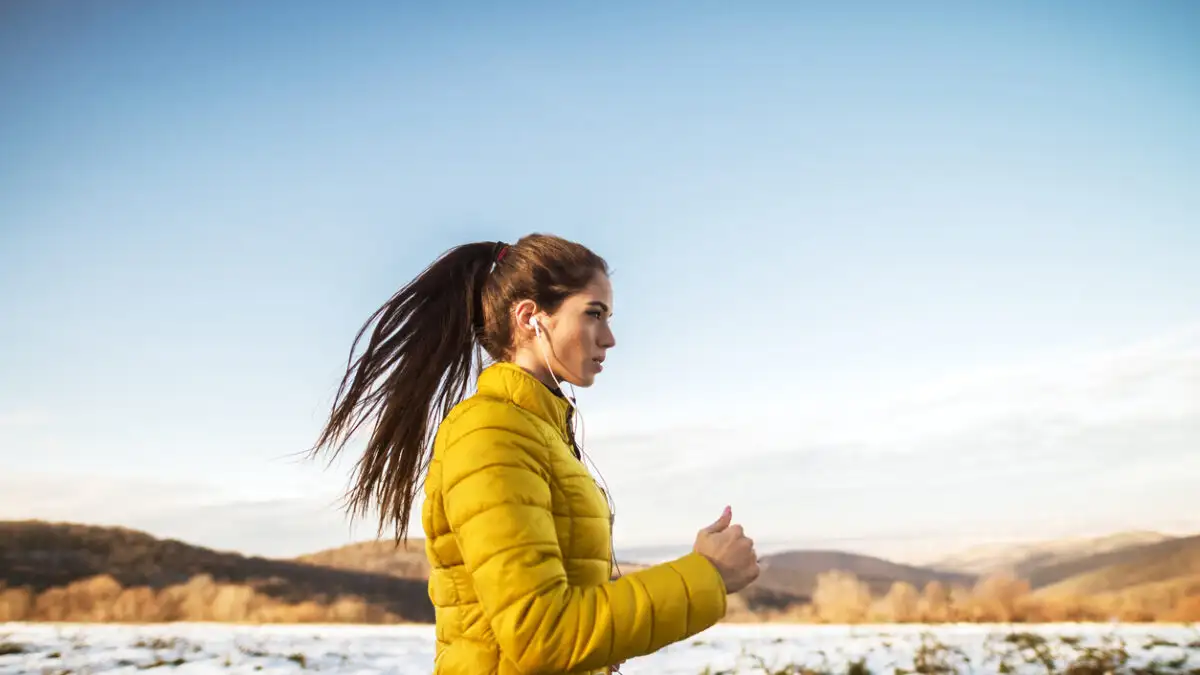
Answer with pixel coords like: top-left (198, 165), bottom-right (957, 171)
top-left (529, 314), bottom-right (568, 409)
top-left (526, 311), bottom-right (621, 580)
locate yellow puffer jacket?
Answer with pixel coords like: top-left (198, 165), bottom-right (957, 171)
top-left (421, 362), bottom-right (727, 674)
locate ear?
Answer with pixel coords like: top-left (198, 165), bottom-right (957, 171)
top-left (512, 299), bottom-right (541, 337)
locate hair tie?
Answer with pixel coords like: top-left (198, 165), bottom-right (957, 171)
top-left (488, 242), bottom-right (510, 276)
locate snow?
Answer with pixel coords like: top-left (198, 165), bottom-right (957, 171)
top-left (1, 622), bottom-right (1198, 673)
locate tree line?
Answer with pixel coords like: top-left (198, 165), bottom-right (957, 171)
top-left (3, 569), bottom-right (1198, 624)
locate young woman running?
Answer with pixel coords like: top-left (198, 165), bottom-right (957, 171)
top-left (311, 233), bottom-right (759, 674)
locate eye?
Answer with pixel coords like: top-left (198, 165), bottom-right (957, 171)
top-left (586, 310), bottom-right (603, 319)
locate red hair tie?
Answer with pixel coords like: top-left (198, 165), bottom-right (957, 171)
top-left (495, 244), bottom-right (511, 263)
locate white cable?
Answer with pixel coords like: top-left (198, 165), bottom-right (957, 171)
top-left (532, 320), bottom-right (621, 579)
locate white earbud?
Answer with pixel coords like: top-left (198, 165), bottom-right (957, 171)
top-left (528, 315), bottom-right (541, 336)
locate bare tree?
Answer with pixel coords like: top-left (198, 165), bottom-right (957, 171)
top-left (919, 580), bottom-right (950, 623)
top-left (881, 581), bottom-right (920, 622)
top-left (972, 571), bottom-right (1031, 622)
top-left (812, 570), bottom-right (872, 624)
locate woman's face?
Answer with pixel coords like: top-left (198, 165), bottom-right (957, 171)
top-left (528, 271), bottom-right (616, 388)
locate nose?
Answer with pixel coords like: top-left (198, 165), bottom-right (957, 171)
top-left (599, 323), bottom-right (616, 349)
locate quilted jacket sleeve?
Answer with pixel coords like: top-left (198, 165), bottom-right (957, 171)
top-left (441, 424), bottom-right (727, 675)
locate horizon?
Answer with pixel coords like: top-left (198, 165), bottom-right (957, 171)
top-left (2, 2), bottom-right (1198, 564)
top-left (4, 515), bottom-right (1193, 570)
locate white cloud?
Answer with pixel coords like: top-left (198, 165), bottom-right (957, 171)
top-left (3, 324), bottom-right (1196, 563)
top-left (590, 321), bottom-right (1200, 465)
top-left (843, 323), bottom-right (1200, 448)
top-left (583, 323), bottom-right (1200, 560)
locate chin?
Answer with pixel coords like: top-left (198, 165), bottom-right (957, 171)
top-left (569, 372), bottom-right (597, 388)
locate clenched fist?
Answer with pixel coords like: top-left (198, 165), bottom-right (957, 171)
top-left (692, 506), bottom-right (760, 594)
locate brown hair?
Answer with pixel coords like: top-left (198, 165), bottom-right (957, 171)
top-left (309, 233), bottom-right (609, 542)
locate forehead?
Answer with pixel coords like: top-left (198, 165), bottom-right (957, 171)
top-left (568, 272), bottom-right (613, 306)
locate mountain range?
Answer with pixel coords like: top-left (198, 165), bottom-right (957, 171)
top-left (1, 520), bottom-right (1197, 623)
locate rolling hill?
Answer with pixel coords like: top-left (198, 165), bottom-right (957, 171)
top-left (295, 538), bottom-right (431, 579)
top-left (0, 520), bottom-right (433, 622)
top-left (5, 520), bottom-right (1197, 623)
top-left (297, 540), bottom-right (973, 613)
top-left (925, 531), bottom-right (1175, 577)
top-left (1033, 534), bottom-right (1200, 597)
top-left (1027, 535), bottom-right (1200, 621)
top-left (753, 549), bottom-right (976, 601)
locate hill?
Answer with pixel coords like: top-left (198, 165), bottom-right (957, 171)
top-left (5, 520), bottom-right (1197, 624)
top-left (753, 549), bottom-right (975, 601)
top-left (1026, 535), bottom-right (1200, 622)
top-left (297, 539), bottom-right (649, 584)
top-left (279, 531), bottom-right (1200, 623)
top-left (0, 520), bottom-right (433, 623)
top-left (925, 531), bottom-right (1175, 577)
top-left (296, 539), bottom-right (821, 616)
top-left (295, 538), bottom-right (430, 579)
top-left (601, 550), bottom-right (972, 618)
top-left (1034, 535), bottom-right (1200, 596)
top-left (1021, 534), bottom-right (1200, 590)
top-left (295, 540), bottom-right (815, 616)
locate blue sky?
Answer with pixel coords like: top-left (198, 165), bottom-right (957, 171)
top-left (1, 1), bottom-right (1198, 561)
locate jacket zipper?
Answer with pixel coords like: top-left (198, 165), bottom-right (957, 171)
top-left (565, 407), bottom-right (616, 581)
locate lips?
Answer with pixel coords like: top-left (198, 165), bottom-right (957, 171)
top-left (592, 357), bottom-right (605, 372)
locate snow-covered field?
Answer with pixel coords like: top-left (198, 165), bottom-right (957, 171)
top-left (2, 622), bottom-right (1199, 674)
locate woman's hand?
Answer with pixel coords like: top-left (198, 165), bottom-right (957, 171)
top-left (692, 506), bottom-right (760, 594)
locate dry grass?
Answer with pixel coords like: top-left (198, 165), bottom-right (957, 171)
top-left (743, 570), bottom-right (1200, 624)
top-left (3, 568), bottom-right (1198, 625)
top-left (0, 573), bottom-right (406, 624)
top-left (710, 630), bottom-right (1200, 674)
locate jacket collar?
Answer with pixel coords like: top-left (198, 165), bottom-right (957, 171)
top-left (476, 362), bottom-right (572, 440)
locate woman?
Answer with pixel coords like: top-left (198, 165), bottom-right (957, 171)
top-left (310, 233), bottom-right (760, 674)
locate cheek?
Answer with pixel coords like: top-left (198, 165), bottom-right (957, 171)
top-left (556, 323), bottom-right (590, 357)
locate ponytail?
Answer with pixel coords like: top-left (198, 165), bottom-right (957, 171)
top-left (309, 241), bottom-right (503, 543)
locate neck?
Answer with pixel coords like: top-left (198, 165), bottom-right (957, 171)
top-left (509, 350), bottom-right (559, 391)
